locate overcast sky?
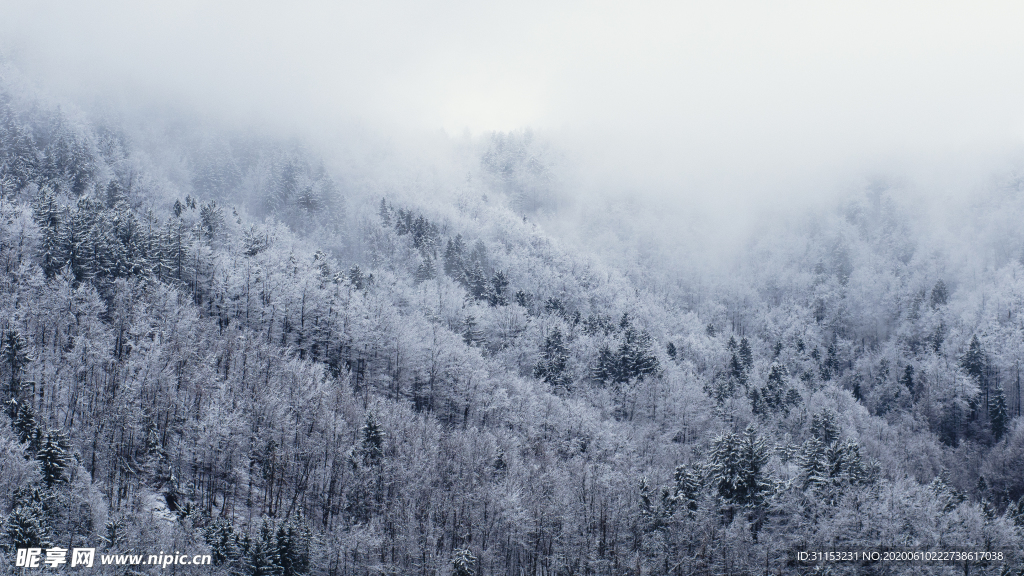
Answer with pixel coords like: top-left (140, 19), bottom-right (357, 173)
top-left (3, 0), bottom-right (1023, 212)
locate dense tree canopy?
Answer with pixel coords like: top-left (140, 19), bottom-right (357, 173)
top-left (0, 69), bottom-right (1021, 575)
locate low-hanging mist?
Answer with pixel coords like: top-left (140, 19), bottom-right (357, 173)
top-left (1, 3), bottom-right (1024, 575)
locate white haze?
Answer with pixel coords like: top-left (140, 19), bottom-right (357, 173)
top-left (3, 0), bottom-right (1024, 258)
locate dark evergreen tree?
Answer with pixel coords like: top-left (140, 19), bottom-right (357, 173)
top-left (452, 548), bottom-right (476, 576)
top-left (729, 353), bottom-right (746, 388)
top-left (592, 345), bottom-right (616, 385)
top-left (443, 234), bottom-right (466, 282)
top-left (738, 337), bottom-right (753, 370)
top-left (4, 504), bottom-right (50, 549)
top-left (666, 342), bottom-right (676, 360)
top-left (414, 256), bottom-right (436, 283)
top-left (707, 426), bottom-right (772, 510)
top-left (36, 430), bottom-right (71, 487)
top-left (534, 328), bottom-right (571, 391)
top-left (488, 271), bottom-right (509, 306)
top-left (751, 363), bottom-right (789, 416)
top-left (32, 189), bottom-right (67, 278)
top-left (247, 520), bottom-right (282, 576)
top-left (990, 385), bottom-right (1009, 441)
top-left (961, 335), bottom-right (987, 421)
top-left (900, 364), bottom-right (916, 397)
top-left (617, 326), bottom-right (660, 382)
top-left (13, 401), bottom-right (41, 452)
top-left (672, 464), bottom-right (701, 516)
top-left (810, 410), bottom-right (841, 444)
top-left (205, 520), bottom-right (238, 566)
top-left (462, 315), bottom-right (483, 346)
top-left (276, 522), bottom-right (310, 576)
top-left (359, 414), bottom-right (384, 467)
top-left (961, 335), bottom-right (985, 383)
top-left (930, 279), bottom-right (948, 308)
top-left (1, 329), bottom-right (32, 398)
top-left (348, 266), bottom-right (365, 290)
top-left (467, 263), bottom-right (488, 300)
top-left (819, 342), bottom-right (840, 381)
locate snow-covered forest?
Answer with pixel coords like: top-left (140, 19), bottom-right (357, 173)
top-left (2, 21), bottom-right (1024, 575)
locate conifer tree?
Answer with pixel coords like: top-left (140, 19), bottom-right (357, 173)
top-left (205, 520), bottom-right (237, 567)
top-left (729, 353), bottom-right (746, 388)
top-left (534, 328), bottom-right (571, 391)
top-left (414, 256), bottom-right (436, 283)
top-left (707, 426), bottom-right (772, 510)
top-left (990, 385), bottom-right (1009, 441)
top-left (348, 266), bottom-right (365, 290)
top-left (13, 401), bottom-right (41, 452)
top-left (672, 464), bottom-right (701, 516)
top-left (4, 504), bottom-right (50, 549)
top-left (899, 364), bottom-right (916, 397)
top-left (738, 337), bottom-right (753, 370)
top-left (36, 430), bottom-right (71, 487)
top-left (452, 548), bottom-right (476, 576)
top-left (462, 315), bottom-right (483, 346)
top-left (488, 271), bottom-right (509, 306)
top-left (247, 520), bottom-right (282, 576)
top-left (930, 279), bottom-right (948, 308)
top-left (2, 329), bottom-right (32, 398)
top-left (359, 414), bottom-right (384, 467)
top-left (443, 234), bottom-right (466, 282)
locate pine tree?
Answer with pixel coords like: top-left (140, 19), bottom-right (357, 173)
top-left (452, 548), bottom-right (476, 576)
top-left (798, 436), bottom-right (828, 490)
top-left (930, 279), bottom-right (948, 308)
top-left (414, 256), bottom-right (436, 283)
top-left (617, 326), bottom-right (660, 382)
top-left (200, 201), bottom-right (225, 243)
top-left (247, 520), bottom-right (282, 576)
top-left (348, 266), bottom-right (365, 290)
top-left (32, 188), bottom-right (68, 278)
top-left (13, 401), bottom-right (41, 452)
top-left (467, 263), bottom-right (488, 300)
top-left (488, 271), bottom-right (509, 306)
top-left (900, 364), bottom-right (916, 397)
top-left (738, 337), bottom-right (753, 370)
top-left (2, 329), bottom-right (32, 399)
top-left (729, 353), bottom-right (746, 388)
top-left (810, 410), bottom-right (841, 444)
top-left (378, 198), bottom-right (390, 226)
top-left (276, 521), bottom-right (310, 576)
top-left (961, 335), bottom-right (985, 383)
top-left (819, 342), bottom-right (840, 381)
top-left (666, 342), bottom-right (676, 360)
top-left (4, 504), bottom-right (50, 549)
top-left (534, 328), bottom-right (571, 391)
top-left (205, 520), bottom-right (237, 566)
top-left (961, 335), bottom-right (987, 421)
top-left (990, 385), bottom-right (1009, 441)
top-left (593, 345), bottom-right (617, 385)
top-left (764, 363), bottom-right (786, 410)
top-left (672, 464), bottom-right (701, 516)
top-left (443, 234), bottom-right (466, 283)
top-left (462, 315), bottom-right (483, 346)
top-left (707, 426), bottom-right (772, 510)
top-left (36, 430), bottom-right (71, 487)
top-left (359, 414), bottom-right (384, 467)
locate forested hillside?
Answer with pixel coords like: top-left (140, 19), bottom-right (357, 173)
top-left (1, 68), bottom-right (1023, 575)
